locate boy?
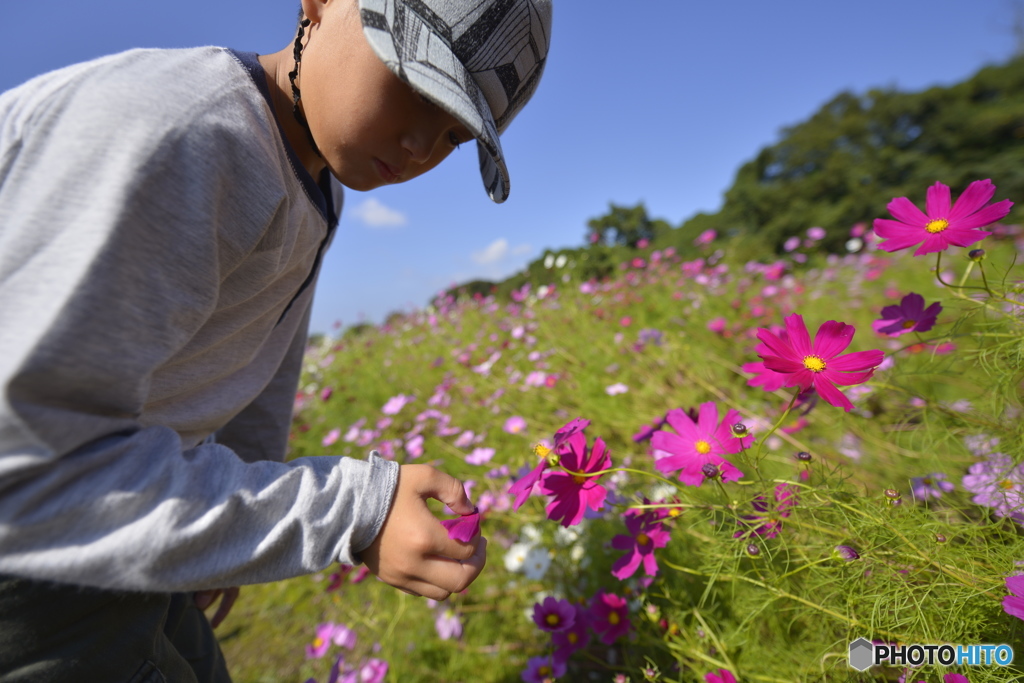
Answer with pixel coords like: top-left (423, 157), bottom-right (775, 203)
top-left (0, 0), bottom-right (552, 680)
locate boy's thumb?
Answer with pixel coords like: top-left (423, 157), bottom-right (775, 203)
top-left (429, 471), bottom-right (475, 516)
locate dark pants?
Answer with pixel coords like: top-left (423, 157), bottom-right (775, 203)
top-left (0, 575), bottom-right (231, 683)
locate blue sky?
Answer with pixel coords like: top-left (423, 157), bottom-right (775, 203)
top-left (1, 1), bottom-right (1017, 333)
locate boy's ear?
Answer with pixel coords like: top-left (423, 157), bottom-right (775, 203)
top-left (299, 0), bottom-right (329, 24)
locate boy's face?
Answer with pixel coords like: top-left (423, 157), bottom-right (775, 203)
top-left (297, 0), bottom-right (473, 191)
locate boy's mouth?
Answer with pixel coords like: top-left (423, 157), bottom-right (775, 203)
top-left (374, 158), bottom-right (401, 183)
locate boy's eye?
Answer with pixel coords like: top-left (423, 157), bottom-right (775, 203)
top-left (448, 131), bottom-right (462, 149)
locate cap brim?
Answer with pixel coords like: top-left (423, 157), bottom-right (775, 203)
top-left (359, 3), bottom-right (511, 203)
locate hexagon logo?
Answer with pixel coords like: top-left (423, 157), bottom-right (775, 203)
top-left (848, 637), bottom-right (875, 671)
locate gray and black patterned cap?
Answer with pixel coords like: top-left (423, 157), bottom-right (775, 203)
top-left (358, 0), bottom-right (552, 203)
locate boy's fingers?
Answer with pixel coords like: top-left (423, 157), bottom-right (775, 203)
top-left (210, 587), bottom-right (240, 629)
top-left (414, 537), bottom-right (488, 599)
top-left (194, 589), bottom-right (220, 611)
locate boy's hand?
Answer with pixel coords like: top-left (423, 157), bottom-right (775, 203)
top-left (194, 586), bottom-right (240, 629)
top-left (360, 464), bottom-right (487, 601)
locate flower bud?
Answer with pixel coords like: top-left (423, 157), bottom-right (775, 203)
top-left (731, 423), bottom-right (749, 437)
top-left (746, 543), bottom-right (761, 557)
top-left (935, 533), bottom-right (947, 544)
top-left (834, 545), bottom-right (860, 561)
top-left (884, 488), bottom-right (901, 500)
top-left (796, 451), bottom-right (812, 462)
top-left (701, 462), bottom-right (720, 480)
top-left (968, 248), bottom-right (986, 261)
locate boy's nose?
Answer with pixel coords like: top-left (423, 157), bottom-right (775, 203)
top-left (401, 123), bottom-right (444, 165)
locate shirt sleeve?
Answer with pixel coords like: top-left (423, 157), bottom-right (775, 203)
top-left (0, 51), bottom-right (398, 592)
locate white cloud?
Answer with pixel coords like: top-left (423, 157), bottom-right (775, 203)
top-left (350, 198), bottom-right (407, 228)
top-left (471, 238), bottom-right (532, 265)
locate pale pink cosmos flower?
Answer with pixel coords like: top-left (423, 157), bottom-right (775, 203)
top-left (503, 416), bottom-right (527, 434)
top-left (605, 383), bottom-right (629, 396)
top-left (466, 447), bottom-right (495, 465)
top-left (873, 179), bottom-right (1012, 256)
top-left (757, 313), bottom-right (884, 412)
top-left (381, 394), bottom-right (415, 415)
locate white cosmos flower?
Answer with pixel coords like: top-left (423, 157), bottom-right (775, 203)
top-left (523, 546), bottom-right (551, 580)
top-left (504, 542), bottom-right (533, 573)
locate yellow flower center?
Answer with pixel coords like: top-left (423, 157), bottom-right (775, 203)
top-left (637, 533), bottom-right (650, 546)
top-left (925, 218), bottom-right (949, 233)
top-left (803, 355), bottom-right (826, 372)
top-left (694, 440), bottom-right (711, 454)
top-left (538, 665), bottom-right (552, 677)
top-left (608, 611), bottom-right (620, 625)
top-left (902, 319), bottom-right (916, 329)
top-left (545, 613), bottom-right (561, 627)
top-left (312, 637), bottom-right (324, 648)
top-left (922, 477), bottom-right (933, 486)
top-left (573, 473), bottom-right (588, 485)
top-left (568, 632), bottom-right (578, 644)
top-left (533, 444), bottom-right (551, 458)
top-left (668, 507), bottom-right (682, 517)
top-left (1000, 479), bottom-right (1015, 490)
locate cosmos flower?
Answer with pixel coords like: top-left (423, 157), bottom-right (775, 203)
top-left (521, 655), bottom-right (566, 683)
top-left (651, 402), bottom-right (751, 486)
top-left (704, 670), bottom-right (737, 683)
top-left (910, 472), bottom-right (955, 500)
top-left (441, 511), bottom-right (480, 542)
top-left (541, 432), bottom-right (611, 527)
top-left (435, 608), bottom-right (463, 640)
top-left (962, 455), bottom-right (1024, 523)
top-left (610, 508), bottom-right (672, 579)
top-left (532, 596), bottom-right (576, 633)
top-left (1003, 574), bottom-right (1024, 621)
top-left (465, 447), bottom-right (495, 465)
top-left (589, 592), bottom-right (631, 645)
top-left (871, 293), bottom-right (942, 337)
top-left (605, 383), bottom-right (629, 395)
top-left (873, 180), bottom-right (1012, 256)
top-left (757, 313), bottom-right (884, 412)
top-left (551, 604), bottom-right (590, 663)
top-left (504, 416), bottom-right (528, 434)
top-left (381, 393), bottom-right (415, 415)
top-left (734, 483), bottom-right (797, 539)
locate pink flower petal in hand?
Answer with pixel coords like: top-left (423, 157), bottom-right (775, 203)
top-left (441, 511), bottom-right (481, 542)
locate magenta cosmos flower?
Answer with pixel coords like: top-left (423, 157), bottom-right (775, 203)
top-left (1003, 574), bottom-right (1024, 621)
top-left (551, 604), bottom-right (590, 663)
top-left (532, 596), bottom-right (576, 632)
top-left (757, 314), bottom-right (884, 412)
top-left (541, 431), bottom-right (611, 527)
top-left (589, 591), bottom-right (631, 645)
top-left (873, 179), bottom-right (1012, 256)
top-left (734, 483), bottom-right (797, 539)
top-left (508, 418), bottom-right (591, 511)
top-left (441, 510), bottom-right (480, 542)
top-left (611, 508), bottom-right (671, 579)
top-left (871, 293), bottom-right (942, 337)
top-left (704, 670), bottom-right (737, 683)
top-left (521, 655), bottom-right (566, 683)
top-left (651, 402), bottom-right (751, 486)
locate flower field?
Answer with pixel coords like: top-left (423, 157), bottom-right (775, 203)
top-left (219, 182), bottom-right (1024, 683)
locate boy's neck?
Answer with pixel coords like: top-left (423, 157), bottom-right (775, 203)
top-left (258, 49), bottom-right (327, 180)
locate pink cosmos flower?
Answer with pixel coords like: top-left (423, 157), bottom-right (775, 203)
top-left (404, 434), bottom-right (424, 459)
top-left (871, 293), bottom-right (942, 337)
top-left (873, 180), bottom-right (1012, 255)
top-left (381, 393), bottom-right (414, 415)
top-left (435, 608), bottom-right (463, 640)
top-left (757, 313), bottom-right (884, 412)
top-left (322, 428), bottom-right (341, 448)
top-left (521, 655), bottom-right (566, 683)
top-left (910, 472), bottom-right (955, 500)
top-left (504, 416), bottom-right (527, 434)
top-left (508, 418), bottom-right (591, 511)
top-left (1002, 574), bottom-right (1024, 621)
top-left (589, 591), bottom-right (631, 645)
top-left (441, 511), bottom-right (480, 542)
top-left (532, 596), bottom-right (576, 633)
top-left (962, 455), bottom-right (1024, 522)
top-left (651, 402), bottom-right (751, 486)
top-left (605, 382), bottom-right (629, 396)
top-left (704, 670), bottom-right (737, 683)
top-left (541, 431), bottom-right (611, 527)
top-left (733, 483), bottom-right (797, 539)
top-left (465, 447), bottom-right (495, 465)
top-left (694, 228), bottom-right (717, 246)
top-left (611, 509), bottom-right (671, 579)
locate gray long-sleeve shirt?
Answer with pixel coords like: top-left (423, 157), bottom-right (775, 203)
top-left (0, 47), bottom-right (398, 592)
